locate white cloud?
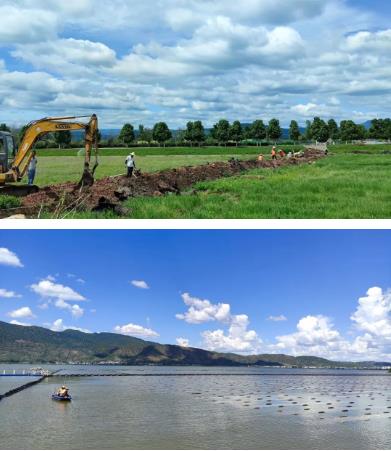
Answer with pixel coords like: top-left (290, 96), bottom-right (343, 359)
top-left (114, 323), bottom-right (159, 338)
top-left (291, 102), bottom-right (319, 116)
top-left (176, 337), bottom-right (190, 347)
top-left (177, 292), bottom-right (261, 353)
top-left (12, 38), bottom-right (116, 75)
top-left (0, 248), bottom-right (23, 267)
top-left (8, 306), bottom-right (35, 319)
top-left (271, 287), bottom-right (391, 360)
top-left (176, 292), bottom-right (231, 324)
top-left (54, 299), bottom-right (84, 319)
top-left (345, 29), bottom-right (391, 55)
top-left (30, 279), bottom-right (86, 302)
top-left (351, 287), bottom-right (391, 339)
top-left (9, 320), bottom-right (31, 327)
top-left (0, 5), bottom-right (57, 45)
top-left (48, 318), bottom-right (91, 333)
top-left (202, 313), bottom-right (261, 353)
top-left (131, 280), bottom-right (150, 290)
top-left (0, 1), bottom-right (389, 129)
top-left (275, 315), bottom-right (343, 356)
top-left (0, 288), bottom-right (21, 298)
top-left (268, 315), bottom-right (287, 322)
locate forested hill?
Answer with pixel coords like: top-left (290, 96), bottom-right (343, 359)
top-left (0, 321), bottom-right (388, 368)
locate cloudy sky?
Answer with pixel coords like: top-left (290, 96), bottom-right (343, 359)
top-left (1, 230), bottom-right (390, 361)
top-left (0, 0), bottom-right (390, 128)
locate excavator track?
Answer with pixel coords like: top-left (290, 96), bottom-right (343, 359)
top-left (0, 184), bottom-right (39, 197)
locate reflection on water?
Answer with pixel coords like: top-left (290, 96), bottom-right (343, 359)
top-left (0, 365), bottom-right (390, 449)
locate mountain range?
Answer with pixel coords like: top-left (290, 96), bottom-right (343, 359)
top-left (1, 321), bottom-right (389, 368)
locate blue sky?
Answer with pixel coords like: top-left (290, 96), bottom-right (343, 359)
top-left (0, 0), bottom-right (390, 128)
top-left (1, 230), bottom-right (390, 361)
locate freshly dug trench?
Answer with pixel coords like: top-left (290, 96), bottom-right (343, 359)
top-left (2, 149), bottom-right (325, 217)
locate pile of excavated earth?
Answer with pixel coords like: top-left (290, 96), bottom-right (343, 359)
top-left (2, 149), bottom-right (325, 218)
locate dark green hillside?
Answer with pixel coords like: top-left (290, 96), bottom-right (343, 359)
top-left (1, 321), bottom-right (389, 368)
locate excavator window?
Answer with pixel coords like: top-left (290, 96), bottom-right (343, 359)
top-left (0, 137), bottom-right (5, 172)
top-left (5, 135), bottom-right (15, 158)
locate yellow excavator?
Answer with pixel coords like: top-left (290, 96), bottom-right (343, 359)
top-left (0, 114), bottom-right (99, 195)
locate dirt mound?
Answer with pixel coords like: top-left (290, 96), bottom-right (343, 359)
top-left (11, 149), bottom-right (324, 217)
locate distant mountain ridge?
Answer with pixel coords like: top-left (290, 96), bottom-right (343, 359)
top-left (0, 321), bottom-right (389, 368)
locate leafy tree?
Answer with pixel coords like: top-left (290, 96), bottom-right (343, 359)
top-left (18, 125), bottom-right (29, 143)
top-left (54, 130), bottom-right (72, 149)
top-left (213, 119), bottom-right (230, 146)
top-left (267, 118), bottom-right (282, 142)
top-left (119, 123), bottom-right (135, 147)
top-left (369, 118), bottom-right (391, 140)
top-left (304, 120), bottom-right (312, 141)
top-left (369, 119), bottom-right (383, 139)
top-left (327, 119), bottom-right (339, 140)
top-left (250, 120), bottom-right (266, 145)
top-left (192, 121), bottom-right (205, 146)
top-left (230, 120), bottom-right (243, 146)
top-left (310, 117), bottom-right (329, 143)
top-left (0, 123), bottom-right (10, 132)
top-left (339, 120), bottom-right (365, 142)
top-left (243, 125), bottom-right (252, 140)
top-left (357, 124), bottom-right (367, 140)
top-left (289, 120), bottom-right (301, 142)
top-left (152, 122), bottom-right (172, 147)
top-left (184, 121), bottom-right (194, 146)
top-left (138, 125), bottom-right (152, 143)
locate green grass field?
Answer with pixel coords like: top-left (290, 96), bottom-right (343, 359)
top-left (2, 144), bottom-right (391, 219)
top-left (72, 152), bottom-right (391, 219)
top-left (32, 154), bottom-right (253, 186)
top-left (37, 145), bottom-right (292, 157)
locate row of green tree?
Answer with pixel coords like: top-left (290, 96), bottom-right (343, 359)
top-left (117, 117), bottom-right (391, 147)
top-left (1, 117), bottom-right (390, 148)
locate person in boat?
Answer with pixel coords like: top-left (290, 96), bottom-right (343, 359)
top-left (57, 385), bottom-right (69, 397)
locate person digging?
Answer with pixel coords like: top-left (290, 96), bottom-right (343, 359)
top-left (125, 152), bottom-right (136, 178)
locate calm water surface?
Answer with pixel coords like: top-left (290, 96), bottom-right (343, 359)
top-left (1, 365), bottom-right (391, 449)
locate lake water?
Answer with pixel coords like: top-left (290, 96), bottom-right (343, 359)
top-left (1, 365), bottom-right (391, 449)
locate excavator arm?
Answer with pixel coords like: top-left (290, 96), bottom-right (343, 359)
top-left (0, 114), bottom-right (99, 187)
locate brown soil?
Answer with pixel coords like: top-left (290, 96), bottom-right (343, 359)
top-left (2, 149), bottom-right (325, 217)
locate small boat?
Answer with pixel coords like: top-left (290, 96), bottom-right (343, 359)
top-left (51, 394), bottom-right (72, 402)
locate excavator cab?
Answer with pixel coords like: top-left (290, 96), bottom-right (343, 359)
top-left (0, 132), bottom-right (16, 174)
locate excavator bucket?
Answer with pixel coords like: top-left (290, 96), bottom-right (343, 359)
top-left (77, 161), bottom-right (98, 189)
top-left (78, 169), bottom-right (94, 188)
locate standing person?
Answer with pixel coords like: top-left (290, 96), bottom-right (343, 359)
top-left (271, 146), bottom-right (277, 160)
top-left (28, 150), bottom-right (37, 185)
top-left (125, 152), bottom-right (136, 178)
